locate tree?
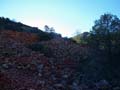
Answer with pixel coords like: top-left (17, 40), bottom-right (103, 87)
top-left (90, 13), bottom-right (120, 68)
top-left (44, 25), bottom-right (55, 33)
top-left (44, 25), bottom-right (50, 32)
top-left (49, 27), bottom-right (55, 33)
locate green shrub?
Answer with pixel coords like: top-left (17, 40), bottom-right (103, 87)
top-left (27, 43), bottom-right (53, 57)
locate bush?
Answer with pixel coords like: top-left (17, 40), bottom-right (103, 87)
top-left (27, 43), bottom-right (53, 57)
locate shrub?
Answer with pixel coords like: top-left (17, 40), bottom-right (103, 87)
top-left (27, 43), bottom-right (53, 57)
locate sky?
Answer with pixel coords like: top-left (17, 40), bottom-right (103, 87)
top-left (0, 0), bottom-right (120, 37)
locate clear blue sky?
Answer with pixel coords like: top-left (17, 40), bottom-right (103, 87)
top-left (0, 0), bottom-right (120, 37)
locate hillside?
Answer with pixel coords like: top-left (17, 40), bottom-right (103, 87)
top-left (0, 17), bottom-right (120, 90)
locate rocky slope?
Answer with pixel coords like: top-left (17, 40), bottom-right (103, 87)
top-left (0, 17), bottom-right (120, 90)
top-left (0, 29), bottom-right (115, 90)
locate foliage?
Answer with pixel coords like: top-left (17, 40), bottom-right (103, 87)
top-left (44, 25), bottom-right (55, 33)
top-left (72, 32), bottom-right (90, 44)
top-left (89, 13), bottom-right (120, 61)
top-left (89, 14), bottom-right (120, 50)
top-left (27, 43), bottom-right (53, 57)
top-left (37, 32), bottom-right (54, 41)
top-left (82, 13), bottom-right (120, 82)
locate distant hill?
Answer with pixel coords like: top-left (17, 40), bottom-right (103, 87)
top-left (0, 17), bottom-right (61, 42)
